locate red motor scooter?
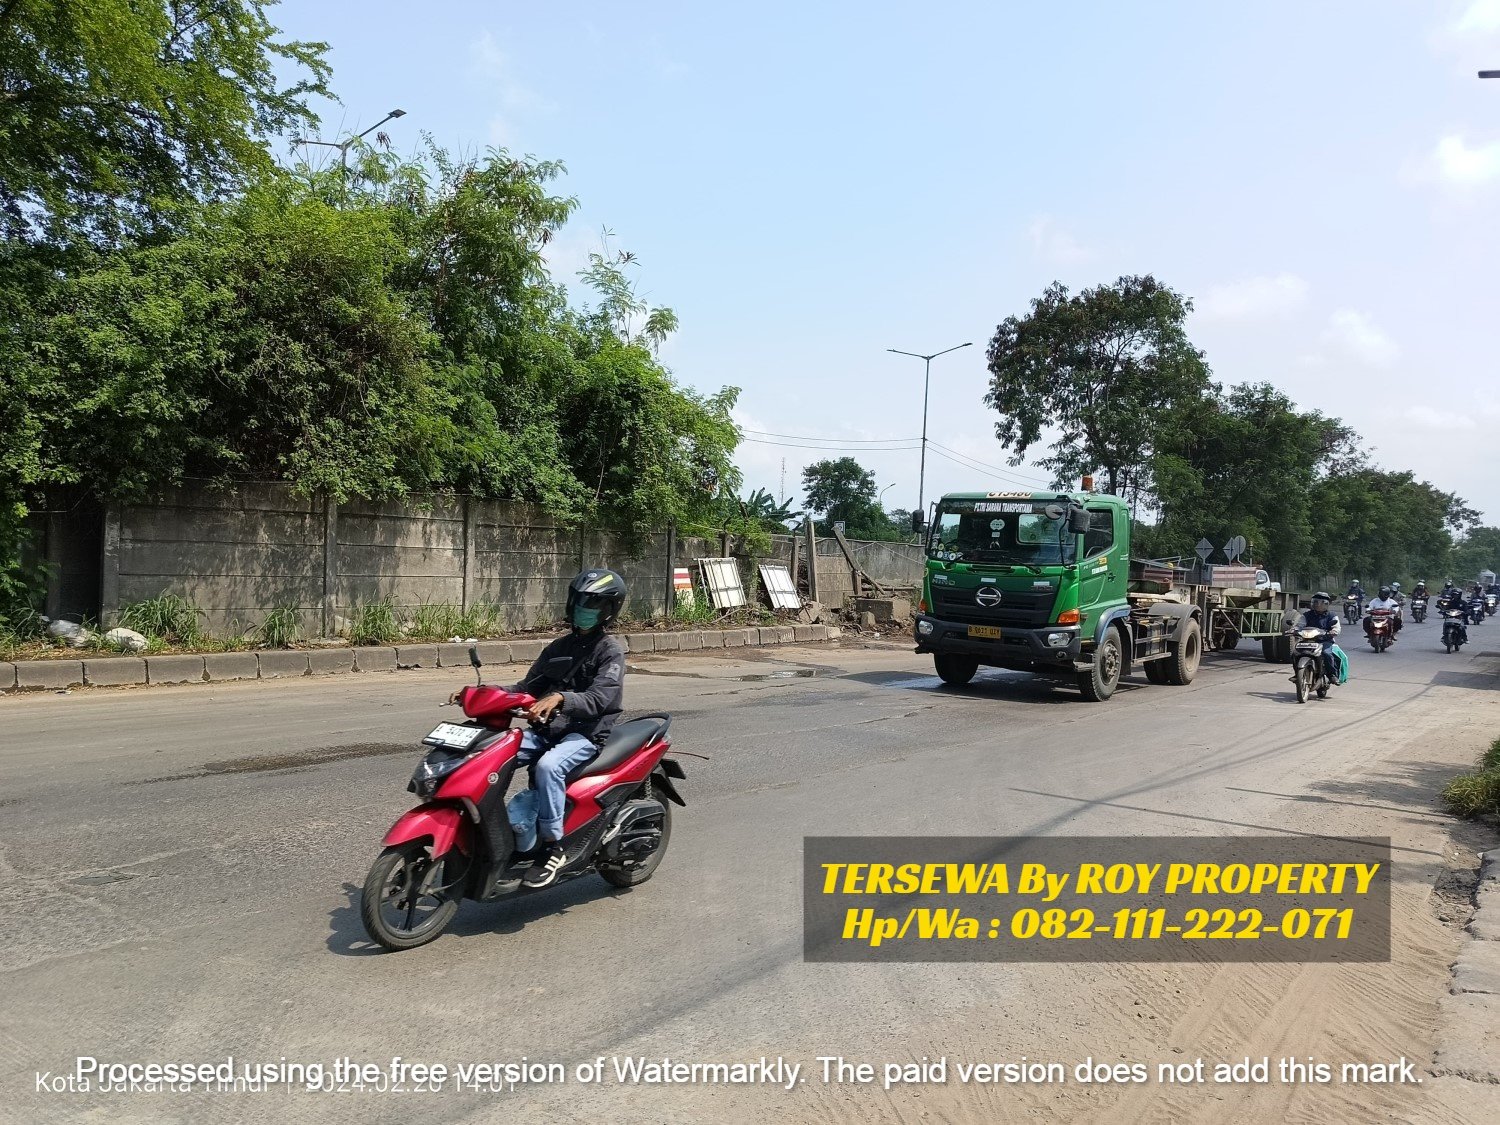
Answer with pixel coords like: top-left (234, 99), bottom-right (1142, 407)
top-left (360, 647), bottom-right (685, 951)
top-left (1365, 607), bottom-right (1396, 653)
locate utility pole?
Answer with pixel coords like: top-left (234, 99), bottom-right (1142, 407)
top-left (779, 458), bottom-right (787, 506)
top-left (887, 341), bottom-right (973, 528)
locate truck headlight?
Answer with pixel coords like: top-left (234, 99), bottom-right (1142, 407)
top-left (917, 619), bottom-right (934, 636)
top-left (1046, 632), bottom-right (1070, 647)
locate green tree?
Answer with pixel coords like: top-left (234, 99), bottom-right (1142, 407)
top-left (1308, 470), bottom-right (1473, 587)
top-left (1149, 383), bottom-right (1360, 575)
top-left (0, 0), bottom-right (330, 247)
top-left (799, 457), bottom-right (903, 540)
top-left (984, 275), bottom-right (1213, 499)
top-left (13, 146), bottom-right (743, 542)
top-left (1449, 526), bottom-right (1500, 582)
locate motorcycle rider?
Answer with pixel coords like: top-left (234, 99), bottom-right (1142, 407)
top-left (1412, 579), bottom-right (1428, 600)
top-left (1440, 579), bottom-right (1460, 609)
top-left (1295, 592), bottom-right (1342, 684)
top-left (1365, 585), bottom-right (1404, 641)
top-left (509, 569), bottom-right (629, 889)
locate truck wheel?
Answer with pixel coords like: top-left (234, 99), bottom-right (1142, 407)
top-left (1143, 659), bottom-right (1168, 684)
top-left (1261, 637), bottom-right (1279, 663)
top-left (1165, 619), bottom-right (1202, 685)
top-left (1211, 621), bottom-right (1241, 651)
top-left (1077, 628), bottom-right (1123, 702)
top-left (934, 654), bottom-right (978, 686)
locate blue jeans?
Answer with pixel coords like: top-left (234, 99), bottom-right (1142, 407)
top-left (516, 731), bottom-right (597, 844)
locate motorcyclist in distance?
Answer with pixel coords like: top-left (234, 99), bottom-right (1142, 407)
top-left (1365, 585), bottom-right (1403, 641)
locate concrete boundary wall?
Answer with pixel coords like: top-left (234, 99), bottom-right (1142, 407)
top-left (1, 626), bottom-right (843, 693)
top-left (69, 482), bottom-right (922, 635)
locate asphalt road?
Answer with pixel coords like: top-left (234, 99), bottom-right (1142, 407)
top-left (2, 625), bottom-right (1498, 1124)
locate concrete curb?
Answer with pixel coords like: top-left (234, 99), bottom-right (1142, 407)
top-left (1434, 848), bottom-right (1500, 1085)
top-left (0, 625), bottom-right (842, 693)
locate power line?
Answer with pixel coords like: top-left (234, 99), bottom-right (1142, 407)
top-left (740, 436), bottom-right (922, 451)
top-left (925, 444), bottom-right (1057, 488)
top-left (925, 439), bottom-right (1051, 486)
top-left (739, 428), bottom-right (920, 444)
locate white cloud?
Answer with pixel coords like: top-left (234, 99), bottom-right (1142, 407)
top-left (1405, 404), bottom-right (1477, 430)
top-left (469, 31), bottom-right (550, 147)
top-left (1430, 1), bottom-right (1500, 50)
top-left (1195, 274), bottom-right (1310, 322)
top-left (1454, 0), bottom-right (1500, 33)
top-left (1321, 309), bottom-right (1399, 368)
top-left (1025, 215), bottom-right (1092, 265)
top-left (1432, 134), bottom-right (1500, 186)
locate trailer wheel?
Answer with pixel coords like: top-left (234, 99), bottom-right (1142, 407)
top-left (1164, 619), bottom-right (1202, 685)
top-left (1077, 628), bottom-right (1123, 702)
top-left (934, 654), bottom-right (978, 686)
top-left (1261, 635), bottom-right (1292, 664)
top-left (1143, 659), bottom-right (1169, 684)
top-left (1211, 621), bottom-right (1240, 650)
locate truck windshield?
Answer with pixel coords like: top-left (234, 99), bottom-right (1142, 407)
top-left (928, 500), bottom-right (1074, 565)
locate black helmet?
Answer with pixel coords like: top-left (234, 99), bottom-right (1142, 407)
top-left (1378, 585), bottom-right (1392, 600)
top-left (565, 568), bottom-right (627, 632)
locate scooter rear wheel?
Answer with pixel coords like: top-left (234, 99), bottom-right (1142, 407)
top-left (361, 842), bottom-right (461, 951)
top-left (597, 782), bottom-right (673, 889)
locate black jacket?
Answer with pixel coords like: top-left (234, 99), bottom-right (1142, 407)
top-left (510, 630), bottom-right (626, 747)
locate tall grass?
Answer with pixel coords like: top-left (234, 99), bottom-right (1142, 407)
top-left (258, 605), bottom-right (301, 648)
top-left (119, 593), bottom-right (205, 646)
top-left (347, 597), bottom-right (400, 646)
top-left (405, 601), bottom-right (505, 640)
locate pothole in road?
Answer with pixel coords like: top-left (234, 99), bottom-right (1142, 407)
top-left (135, 741), bottom-right (415, 783)
top-left (1431, 865), bottom-right (1479, 929)
top-left (70, 871), bottom-right (139, 886)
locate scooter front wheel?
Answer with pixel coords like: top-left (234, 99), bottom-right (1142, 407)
top-left (361, 842), bottom-right (461, 951)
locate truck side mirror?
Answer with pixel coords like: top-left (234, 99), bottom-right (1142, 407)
top-left (1067, 508), bottom-right (1090, 535)
top-left (910, 510), bottom-right (926, 533)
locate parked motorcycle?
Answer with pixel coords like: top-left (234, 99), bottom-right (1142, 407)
top-left (1409, 595), bottom-right (1428, 624)
top-left (1442, 608), bottom-right (1469, 654)
top-left (1343, 594), bottom-right (1361, 624)
top-left (360, 647), bottom-right (685, 951)
top-left (1365, 608), bottom-right (1396, 653)
top-left (1289, 627), bottom-right (1334, 703)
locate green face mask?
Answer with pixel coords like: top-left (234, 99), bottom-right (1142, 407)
top-left (572, 606), bottom-right (602, 630)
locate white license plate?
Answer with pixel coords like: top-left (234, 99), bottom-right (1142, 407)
top-left (423, 723), bottom-right (483, 749)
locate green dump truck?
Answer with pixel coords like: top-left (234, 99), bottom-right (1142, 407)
top-left (912, 489), bottom-right (1294, 701)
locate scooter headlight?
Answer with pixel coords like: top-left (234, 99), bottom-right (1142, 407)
top-left (409, 751), bottom-right (473, 798)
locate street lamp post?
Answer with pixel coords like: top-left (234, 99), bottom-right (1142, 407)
top-left (887, 341), bottom-right (973, 530)
top-left (294, 108), bottom-right (407, 196)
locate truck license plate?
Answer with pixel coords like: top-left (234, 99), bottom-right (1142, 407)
top-left (967, 625), bottom-right (1002, 639)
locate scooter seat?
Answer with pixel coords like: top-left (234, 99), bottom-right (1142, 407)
top-left (566, 717), bottom-right (669, 783)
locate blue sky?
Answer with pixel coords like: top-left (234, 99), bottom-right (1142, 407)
top-left (271, 0), bottom-right (1500, 524)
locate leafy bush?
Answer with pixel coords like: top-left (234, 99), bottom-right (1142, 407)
top-left (1442, 736), bottom-right (1500, 819)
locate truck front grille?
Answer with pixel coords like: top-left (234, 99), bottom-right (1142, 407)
top-left (931, 586), bottom-right (1054, 628)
